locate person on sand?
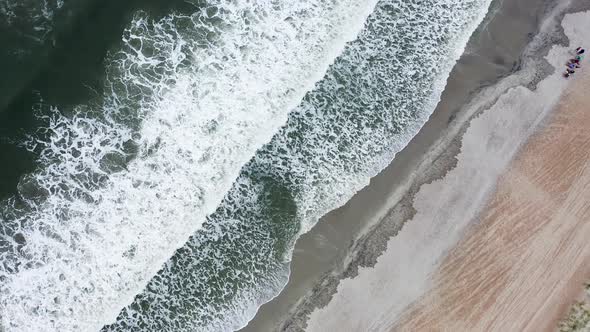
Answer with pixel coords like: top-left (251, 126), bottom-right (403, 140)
top-left (564, 67), bottom-right (575, 78)
top-left (570, 57), bottom-right (581, 66)
top-left (576, 47), bottom-right (585, 55)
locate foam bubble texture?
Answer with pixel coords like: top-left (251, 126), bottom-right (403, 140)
top-left (0, 0), bottom-right (381, 330)
top-left (104, 0), bottom-right (492, 331)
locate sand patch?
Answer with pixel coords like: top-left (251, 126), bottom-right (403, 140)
top-left (304, 10), bottom-right (590, 332)
top-left (395, 66), bottom-right (590, 332)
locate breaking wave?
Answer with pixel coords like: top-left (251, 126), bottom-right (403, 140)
top-left (0, 0), bottom-right (493, 330)
top-left (0, 0), bottom-right (380, 331)
top-left (105, 0), bottom-right (492, 331)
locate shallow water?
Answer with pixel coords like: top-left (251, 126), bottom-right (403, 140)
top-left (0, 0), bottom-right (491, 330)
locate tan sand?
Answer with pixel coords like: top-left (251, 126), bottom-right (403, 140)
top-left (303, 11), bottom-right (590, 332)
top-left (394, 61), bottom-right (590, 332)
top-left (238, 1), bottom-right (553, 330)
top-left (240, 1), bottom-right (555, 330)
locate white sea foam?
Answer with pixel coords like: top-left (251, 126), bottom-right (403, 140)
top-left (305, 7), bottom-right (587, 332)
top-left (0, 1), bottom-right (382, 331)
top-left (259, 0), bottom-right (493, 238)
top-left (104, 0), bottom-right (495, 330)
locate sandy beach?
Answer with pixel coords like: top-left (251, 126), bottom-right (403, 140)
top-left (7, 0), bottom-right (590, 330)
top-left (395, 56), bottom-right (590, 332)
top-left (242, 2), bottom-right (590, 331)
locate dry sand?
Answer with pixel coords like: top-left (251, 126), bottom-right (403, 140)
top-left (395, 61), bottom-right (590, 332)
top-left (241, 3), bottom-right (590, 332)
top-left (302, 10), bottom-right (590, 332)
top-left (240, 0), bottom-right (553, 330)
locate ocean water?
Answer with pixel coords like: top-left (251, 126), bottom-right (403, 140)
top-left (0, 0), bottom-right (491, 331)
top-left (0, 0), bottom-right (197, 196)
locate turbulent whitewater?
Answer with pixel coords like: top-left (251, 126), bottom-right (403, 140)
top-left (0, 0), bottom-right (491, 331)
top-left (0, 0), bottom-right (379, 330)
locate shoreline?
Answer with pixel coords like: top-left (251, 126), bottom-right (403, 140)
top-left (240, 0), bottom-right (582, 330)
top-left (303, 7), bottom-right (590, 332)
top-left (241, 1), bottom-right (583, 331)
top-left (395, 55), bottom-right (590, 331)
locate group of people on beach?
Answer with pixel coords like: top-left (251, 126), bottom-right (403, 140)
top-left (564, 47), bottom-right (585, 78)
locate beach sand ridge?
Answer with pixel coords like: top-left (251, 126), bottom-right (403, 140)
top-left (305, 10), bottom-right (590, 332)
top-left (395, 69), bottom-right (590, 331)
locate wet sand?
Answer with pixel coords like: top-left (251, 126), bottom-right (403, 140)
top-left (395, 58), bottom-right (590, 332)
top-left (301, 9), bottom-right (590, 332)
top-left (251, 6), bottom-right (590, 332)
top-left (240, 0), bottom-right (578, 331)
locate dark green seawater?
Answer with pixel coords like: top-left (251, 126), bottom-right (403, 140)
top-left (0, 0), bottom-right (195, 199)
top-left (0, 0), bottom-right (492, 331)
